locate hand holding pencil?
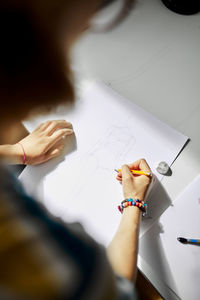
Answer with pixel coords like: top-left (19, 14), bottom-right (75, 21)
top-left (116, 159), bottom-right (152, 201)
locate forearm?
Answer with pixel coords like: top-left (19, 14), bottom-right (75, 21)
top-left (107, 205), bottom-right (141, 282)
top-left (0, 122), bottom-right (28, 164)
top-left (2, 122), bottom-right (29, 144)
top-left (0, 144), bottom-right (23, 164)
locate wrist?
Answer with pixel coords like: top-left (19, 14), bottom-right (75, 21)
top-left (119, 197), bottom-right (147, 225)
top-left (124, 194), bottom-right (145, 202)
top-left (0, 144), bottom-right (23, 164)
top-left (10, 144), bottom-right (24, 164)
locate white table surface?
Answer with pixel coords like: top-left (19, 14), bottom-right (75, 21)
top-left (71, 0), bottom-right (200, 298)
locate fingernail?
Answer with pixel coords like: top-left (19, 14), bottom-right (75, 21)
top-left (65, 129), bottom-right (74, 134)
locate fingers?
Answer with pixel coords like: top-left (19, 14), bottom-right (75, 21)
top-left (121, 164), bottom-right (133, 180)
top-left (116, 158), bottom-right (151, 181)
top-left (33, 120), bottom-right (74, 151)
top-left (34, 120), bottom-right (72, 134)
top-left (121, 164), bottom-right (133, 194)
top-left (34, 121), bottom-right (51, 132)
top-left (138, 158), bottom-right (151, 172)
top-left (127, 158), bottom-right (151, 172)
top-left (44, 143), bottom-right (65, 163)
top-left (49, 144), bottom-right (64, 157)
top-left (45, 120), bottom-right (73, 136)
top-left (48, 128), bottom-right (74, 149)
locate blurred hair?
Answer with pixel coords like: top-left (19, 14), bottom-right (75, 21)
top-left (0, 0), bottom-right (75, 122)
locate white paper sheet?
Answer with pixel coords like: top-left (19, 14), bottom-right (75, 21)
top-left (19, 82), bottom-right (188, 245)
top-left (139, 175), bottom-right (200, 300)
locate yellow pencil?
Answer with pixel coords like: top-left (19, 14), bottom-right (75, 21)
top-left (115, 169), bottom-right (151, 176)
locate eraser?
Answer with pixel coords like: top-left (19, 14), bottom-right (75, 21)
top-left (156, 161), bottom-right (170, 175)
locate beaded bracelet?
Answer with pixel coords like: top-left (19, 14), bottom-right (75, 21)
top-left (118, 198), bottom-right (147, 217)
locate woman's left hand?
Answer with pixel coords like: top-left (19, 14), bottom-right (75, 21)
top-left (14, 120), bottom-right (74, 165)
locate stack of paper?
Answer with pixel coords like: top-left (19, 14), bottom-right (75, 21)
top-left (19, 82), bottom-right (188, 245)
top-left (139, 175), bottom-right (200, 300)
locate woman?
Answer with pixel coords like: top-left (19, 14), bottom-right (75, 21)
top-left (0, 0), bottom-right (151, 299)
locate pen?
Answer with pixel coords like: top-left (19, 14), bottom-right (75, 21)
top-left (115, 169), bottom-right (151, 176)
top-left (177, 237), bottom-right (200, 245)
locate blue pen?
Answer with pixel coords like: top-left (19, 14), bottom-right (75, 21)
top-left (177, 237), bottom-right (200, 244)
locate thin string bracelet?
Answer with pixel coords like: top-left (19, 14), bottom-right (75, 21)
top-left (17, 143), bottom-right (27, 164)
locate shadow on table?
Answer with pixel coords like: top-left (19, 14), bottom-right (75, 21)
top-left (141, 176), bottom-right (173, 236)
top-left (139, 179), bottom-right (181, 300)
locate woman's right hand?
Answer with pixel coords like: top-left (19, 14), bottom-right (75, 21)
top-left (116, 159), bottom-right (152, 201)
